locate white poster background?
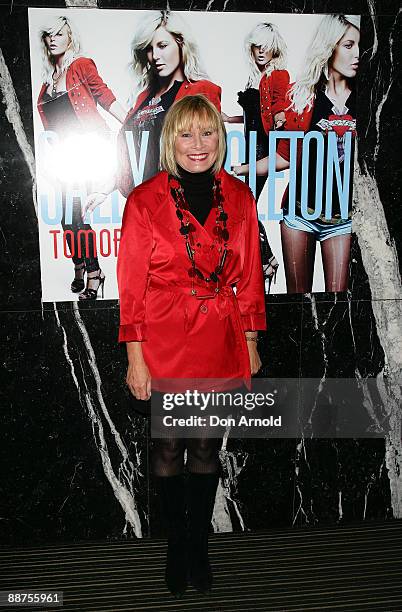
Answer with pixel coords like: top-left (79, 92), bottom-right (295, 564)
top-left (29, 8), bottom-right (330, 301)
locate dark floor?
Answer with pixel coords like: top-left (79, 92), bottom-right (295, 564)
top-left (1, 521), bottom-right (402, 611)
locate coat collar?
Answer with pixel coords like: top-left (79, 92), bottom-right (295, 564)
top-left (148, 168), bottom-right (247, 197)
top-left (145, 169), bottom-right (245, 241)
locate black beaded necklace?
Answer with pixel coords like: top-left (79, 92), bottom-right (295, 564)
top-left (169, 175), bottom-right (230, 296)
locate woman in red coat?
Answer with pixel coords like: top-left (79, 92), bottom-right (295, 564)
top-left (117, 95), bottom-right (266, 598)
top-left (37, 15), bottom-right (126, 299)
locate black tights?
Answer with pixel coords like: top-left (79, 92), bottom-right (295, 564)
top-left (152, 438), bottom-right (222, 476)
top-left (280, 222), bottom-right (351, 293)
top-left (62, 190), bottom-right (100, 272)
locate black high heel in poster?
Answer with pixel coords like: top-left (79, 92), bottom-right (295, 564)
top-left (71, 263), bottom-right (86, 293)
top-left (78, 270), bottom-right (105, 300)
top-left (265, 255), bottom-right (279, 294)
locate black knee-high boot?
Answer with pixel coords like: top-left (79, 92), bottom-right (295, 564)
top-left (156, 474), bottom-right (188, 598)
top-left (187, 472), bottom-right (220, 594)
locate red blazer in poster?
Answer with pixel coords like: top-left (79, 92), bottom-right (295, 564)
top-left (117, 169), bottom-right (266, 384)
top-left (259, 69), bottom-right (290, 134)
top-left (118, 79), bottom-right (222, 198)
top-left (276, 90), bottom-right (314, 164)
top-left (276, 86), bottom-right (356, 217)
top-left (128, 79), bottom-right (221, 119)
top-left (37, 57), bottom-right (116, 132)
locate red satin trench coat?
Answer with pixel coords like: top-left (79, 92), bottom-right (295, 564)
top-left (117, 169), bottom-right (266, 388)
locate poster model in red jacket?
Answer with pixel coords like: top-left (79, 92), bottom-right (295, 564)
top-left (84, 10), bottom-right (222, 212)
top-left (222, 22), bottom-right (290, 291)
top-left (232, 14), bottom-right (360, 294)
top-left (37, 15), bottom-right (126, 300)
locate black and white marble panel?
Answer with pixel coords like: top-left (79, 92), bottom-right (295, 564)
top-left (0, 0), bottom-right (401, 546)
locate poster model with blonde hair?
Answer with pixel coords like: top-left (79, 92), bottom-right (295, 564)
top-left (37, 15), bottom-right (126, 300)
top-left (233, 14), bottom-right (360, 294)
top-left (223, 22), bottom-right (290, 290)
top-left (117, 95), bottom-right (266, 598)
top-left (117, 10), bottom-right (222, 197)
top-left (278, 14), bottom-right (360, 293)
top-left (130, 10), bottom-right (210, 93)
top-left (84, 10), bottom-right (222, 215)
top-left (289, 14), bottom-right (360, 114)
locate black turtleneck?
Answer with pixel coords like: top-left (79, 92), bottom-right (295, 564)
top-left (177, 165), bottom-right (214, 226)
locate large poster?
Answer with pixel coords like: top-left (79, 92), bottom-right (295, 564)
top-left (28, 9), bottom-right (360, 301)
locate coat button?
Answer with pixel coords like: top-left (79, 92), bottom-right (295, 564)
top-left (200, 304), bottom-right (208, 314)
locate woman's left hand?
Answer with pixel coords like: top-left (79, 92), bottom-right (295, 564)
top-left (82, 192), bottom-right (108, 218)
top-left (274, 111), bottom-right (286, 130)
top-left (247, 342), bottom-right (262, 375)
top-left (231, 163), bottom-right (249, 177)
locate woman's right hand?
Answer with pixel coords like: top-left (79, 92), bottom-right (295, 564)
top-left (232, 163), bottom-right (249, 177)
top-left (222, 112), bottom-right (243, 124)
top-left (82, 192), bottom-right (109, 219)
top-left (126, 358), bottom-right (151, 401)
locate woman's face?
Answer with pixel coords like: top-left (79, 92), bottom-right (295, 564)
top-left (146, 27), bottom-right (182, 78)
top-left (330, 25), bottom-right (360, 79)
top-left (45, 24), bottom-right (70, 57)
top-left (251, 44), bottom-right (273, 68)
top-left (174, 120), bottom-right (219, 173)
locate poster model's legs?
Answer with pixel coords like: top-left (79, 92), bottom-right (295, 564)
top-left (280, 221), bottom-right (316, 293)
top-left (321, 233), bottom-right (352, 292)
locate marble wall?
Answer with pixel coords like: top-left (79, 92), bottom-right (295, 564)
top-left (0, 0), bottom-right (400, 545)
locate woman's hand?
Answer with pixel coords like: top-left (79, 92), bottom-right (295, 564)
top-left (231, 163), bottom-right (249, 177)
top-left (222, 112), bottom-right (243, 124)
top-left (108, 100), bottom-right (127, 124)
top-left (82, 175), bottom-right (116, 219)
top-left (126, 342), bottom-right (151, 400)
top-left (82, 192), bottom-right (109, 218)
top-left (126, 360), bottom-right (151, 400)
top-left (274, 111), bottom-right (286, 130)
top-left (246, 341), bottom-right (262, 375)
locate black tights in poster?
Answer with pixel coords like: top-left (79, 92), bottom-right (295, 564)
top-left (280, 222), bottom-right (351, 293)
top-left (62, 190), bottom-right (100, 273)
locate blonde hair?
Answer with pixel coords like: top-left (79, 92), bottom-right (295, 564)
top-left (131, 10), bottom-right (209, 93)
top-left (39, 16), bottom-right (81, 85)
top-left (160, 95), bottom-right (226, 177)
top-left (290, 14), bottom-right (360, 114)
top-left (245, 22), bottom-right (287, 89)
